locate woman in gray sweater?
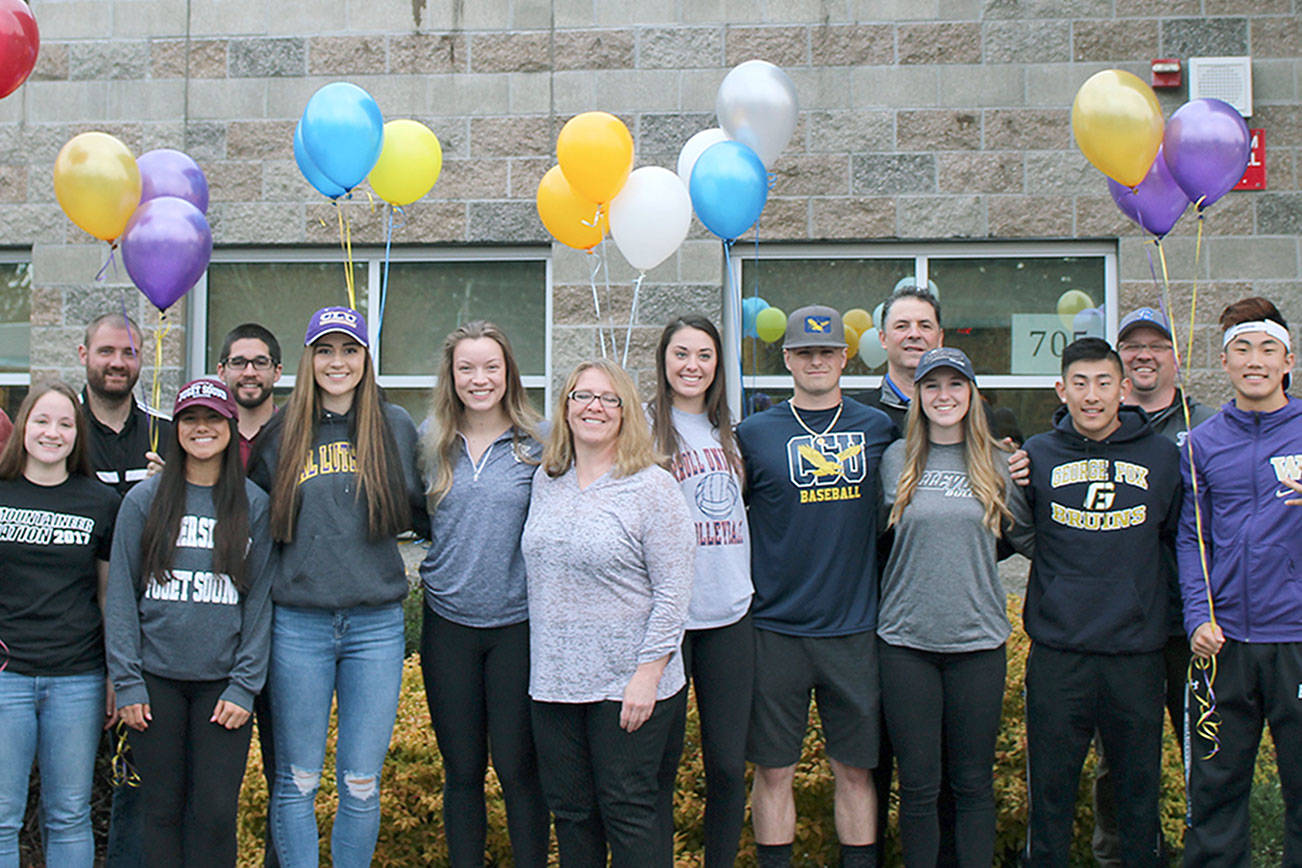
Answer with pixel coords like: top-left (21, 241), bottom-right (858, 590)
top-left (522, 359), bottom-right (695, 868)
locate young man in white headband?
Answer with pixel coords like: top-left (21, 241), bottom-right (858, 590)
top-left (1177, 296), bottom-right (1302, 864)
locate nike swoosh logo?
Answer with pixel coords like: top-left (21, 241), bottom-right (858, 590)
top-left (1277, 488), bottom-right (1296, 499)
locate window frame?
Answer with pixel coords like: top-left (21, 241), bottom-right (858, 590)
top-left (187, 245), bottom-right (554, 407)
top-left (723, 240), bottom-right (1119, 415)
top-left (0, 249), bottom-right (31, 388)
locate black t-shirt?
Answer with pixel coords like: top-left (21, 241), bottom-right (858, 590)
top-left (81, 389), bottom-right (172, 496)
top-left (0, 475), bottom-right (121, 675)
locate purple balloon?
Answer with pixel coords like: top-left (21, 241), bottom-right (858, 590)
top-left (1107, 146), bottom-right (1189, 238)
top-left (1162, 98), bottom-right (1251, 211)
top-left (137, 149), bottom-right (209, 214)
top-left (120, 196), bottom-right (213, 312)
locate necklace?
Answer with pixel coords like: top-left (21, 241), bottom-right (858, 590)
top-left (790, 401), bottom-right (843, 448)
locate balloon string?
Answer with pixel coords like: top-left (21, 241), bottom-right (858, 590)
top-left (599, 235), bottom-right (616, 360)
top-left (622, 272), bottom-right (644, 368)
top-left (723, 239), bottom-right (741, 400)
top-left (111, 721), bottom-right (141, 788)
top-left (335, 202), bottom-right (357, 310)
top-left (588, 250), bottom-right (607, 359)
top-left (0, 635), bottom-right (8, 672)
top-left (1154, 235), bottom-right (1221, 759)
top-left (149, 311), bottom-right (171, 455)
top-left (378, 205), bottom-right (394, 349)
top-left (95, 244), bottom-right (119, 283)
top-left (580, 203), bottom-right (603, 229)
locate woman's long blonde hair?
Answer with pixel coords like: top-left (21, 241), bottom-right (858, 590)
top-left (420, 321), bottom-right (541, 507)
top-left (542, 359), bottom-right (660, 478)
top-left (887, 375), bottom-right (1012, 536)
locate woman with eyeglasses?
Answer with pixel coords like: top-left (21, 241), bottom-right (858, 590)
top-left (877, 348), bottom-right (1032, 868)
top-left (417, 322), bottom-right (549, 867)
top-left (645, 315), bottom-right (751, 867)
top-left (247, 307), bottom-right (422, 868)
top-left (522, 359), bottom-right (695, 867)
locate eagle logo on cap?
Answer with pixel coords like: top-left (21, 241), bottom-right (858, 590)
top-left (804, 316), bottom-right (831, 333)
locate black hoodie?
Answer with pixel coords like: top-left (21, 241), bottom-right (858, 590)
top-left (1021, 405), bottom-right (1182, 654)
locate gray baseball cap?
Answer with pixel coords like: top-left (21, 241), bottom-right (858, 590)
top-left (914, 347), bottom-right (977, 385)
top-left (1117, 307), bottom-right (1172, 342)
top-left (783, 305), bottom-right (847, 349)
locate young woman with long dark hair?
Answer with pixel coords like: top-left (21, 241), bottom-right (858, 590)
top-left (523, 359), bottom-right (695, 867)
top-left (247, 307), bottom-right (422, 868)
top-left (0, 382), bottom-right (121, 868)
top-left (645, 315), bottom-right (751, 867)
top-left (105, 377), bottom-right (272, 868)
top-left (877, 348), bottom-right (1032, 867)
top-left (417, 321), bottom-right (549, 866)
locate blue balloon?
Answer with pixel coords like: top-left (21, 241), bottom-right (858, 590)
top-left (689, 141), bottom-right (768, 241)
top-left (294, 119), bottom-right (346, 199)
top-left (742, 295), bottom-right (769, 338)
top-left (299, 82), bottom-right (384, 191)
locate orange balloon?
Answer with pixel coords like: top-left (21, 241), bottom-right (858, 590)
top-left (556, 111), bottom-right (633, 204)
top-left (1072, 69), bottom-right (1164, 188)
top-left (537, 165), bottom-right (608, 251)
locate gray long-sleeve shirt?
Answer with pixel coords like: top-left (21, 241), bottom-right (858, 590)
top-left (521, 463), bottom-right (695, 703)
top-left (878, 441), bottom-right (1034, 653)
top-left (105, 476), bottom-right (273, 711)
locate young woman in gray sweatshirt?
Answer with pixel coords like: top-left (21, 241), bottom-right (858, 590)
top-left (106, 377), bottom-right (272, 868)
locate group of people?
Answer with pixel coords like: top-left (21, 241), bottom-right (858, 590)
top-left (0, 283), bottom-right (1297, 868)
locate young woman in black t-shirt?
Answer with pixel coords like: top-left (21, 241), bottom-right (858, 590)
top-left (0, 381), bottom-right (121, 867)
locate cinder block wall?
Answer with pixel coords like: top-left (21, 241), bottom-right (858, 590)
top-left (4, 0), bottom-right (1298, 405)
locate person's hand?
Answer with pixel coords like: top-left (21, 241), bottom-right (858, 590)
top-left (1191, 621), bottom-right (1225, 659)
top-left (145, 452), bottom-right (165, 477)
top-left (1008, 447), bottom-right (1030, 487)
top-left (1280, 475), bottom-right (1302, 506)
top-left (104, 678), bottom-right (121, 729)
top-left (211, 700), bottom-right (251, 730)
top-left (120, 703), bottom-right (151, 732)
top-left (619, 665), bottom-right (662, 733)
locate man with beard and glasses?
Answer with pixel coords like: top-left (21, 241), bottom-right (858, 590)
top-left (215, 322), bottom-right (283, 868)
top-left (216, 323), bottom-right (284, 469)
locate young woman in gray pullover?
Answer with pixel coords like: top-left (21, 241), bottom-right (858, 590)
top-left (417, 322), bottom-right (548, 867)
top-left (106, 377), bottom-right (272, 868)
top-left (522, 359), bottom-right (695, 867)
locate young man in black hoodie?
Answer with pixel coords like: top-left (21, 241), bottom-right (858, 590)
top-left (1020, 338), bottom-right (1181, 867)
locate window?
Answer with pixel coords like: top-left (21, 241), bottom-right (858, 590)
top-left (0, 253), bottom-right (31, 418)
top-left (188, 248), bottom-right (551, 421)
top-left (732, 241), bottom-right (1117, 436)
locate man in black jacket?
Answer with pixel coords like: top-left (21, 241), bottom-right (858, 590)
top-left (1020, 338), bottom-right (1181, 867)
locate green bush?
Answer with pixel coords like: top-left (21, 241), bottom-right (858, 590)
top-left (235, 598), bottom-right (1280, 866)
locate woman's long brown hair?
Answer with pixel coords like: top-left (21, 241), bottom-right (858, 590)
top-left (0, 381), bottom-right (93, 480)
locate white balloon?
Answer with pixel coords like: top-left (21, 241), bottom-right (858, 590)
top-left (716, 59), bottom-right (798, 169)
top-left (609, 167), bottom-right (692, 273)
top-left (1073, 306), bottom-right (1105, 339)
top-left (860, 327), bottom-right (888, 369)
top-left (872, 302), bottom-right (884, 331)
top-left (676, 128), bottom-right (730, 187)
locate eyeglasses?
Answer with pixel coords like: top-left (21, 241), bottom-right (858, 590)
top-left (1117, 342), bottom-right (1173, 354)
top-left (568, 390), bottom-right (622, 408)
top-left (221, 355), bottom-right (275, 371)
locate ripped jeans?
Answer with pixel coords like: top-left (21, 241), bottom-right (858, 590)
top-left (269, 604), bottom-right (404, 868)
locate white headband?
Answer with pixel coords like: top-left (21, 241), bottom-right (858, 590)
top-left (1222, 320), bottom-right (1292, 350)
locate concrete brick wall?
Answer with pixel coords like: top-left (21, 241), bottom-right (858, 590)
top-left (4, 0), bottom-right (1299, 406)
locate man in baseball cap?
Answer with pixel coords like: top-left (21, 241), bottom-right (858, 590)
top-left (736, 304), bottom-right (895, 867)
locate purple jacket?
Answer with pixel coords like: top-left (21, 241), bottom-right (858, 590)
top-left (1178, 397), bottom-right (1302, 642)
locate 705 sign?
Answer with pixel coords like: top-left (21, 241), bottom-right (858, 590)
top-left (1011, 314), bottom-right (1098, 375)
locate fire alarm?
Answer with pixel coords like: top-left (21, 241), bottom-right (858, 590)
top-left (1152, 59), bottom-right (1182, 89)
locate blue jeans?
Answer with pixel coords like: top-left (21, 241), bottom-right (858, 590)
top-left (269, 604), bottom-right (404, 868)
top-left (0, 670), bottom-right (104, 868)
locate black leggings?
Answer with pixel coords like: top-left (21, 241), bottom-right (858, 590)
top-left (419, 606), bottom-right (549, 867)
top-left (680, 614), bottom-right (754, 867)
top-left (126, 673), bottom-right (253, 868)
top-left (878, 641), bottom-right (1006, 868)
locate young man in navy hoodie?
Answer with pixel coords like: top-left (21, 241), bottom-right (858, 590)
top-left (1020, 338), bottom-right (1182, 867)
top-left (1179, 297), bottom-right (1302, 865)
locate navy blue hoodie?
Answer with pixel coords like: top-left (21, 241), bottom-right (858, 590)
top-left (1022, 405), bottom-right (1182, 654)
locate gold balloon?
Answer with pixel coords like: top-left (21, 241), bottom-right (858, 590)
top-left (53, 132), bottom-right (141, 242)
top-left (556, 111), bottom-right (634, 205)
top-left (537, 165), bottom-right (608, 251)
top-left (1072, 69), bottom-right (1164, 188)
top-left (367, 119), bottom-right (443, 206)
top-left (844, 326), bottom-right (860, 359)
top-left (1057, 289), bottom-right (1095, 330)
top-left (843, 308), bottom-right (871, 336)
top-left (755, 307), bottom-right (786, 344)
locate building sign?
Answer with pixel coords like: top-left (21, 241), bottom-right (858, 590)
top-left (1234, 129), bottom-right (1266, 191)
top-left (1011, 314), bottom-right (1092, 375)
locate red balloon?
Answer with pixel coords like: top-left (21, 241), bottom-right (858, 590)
top-left (0, 0), bottom-right (38, 100)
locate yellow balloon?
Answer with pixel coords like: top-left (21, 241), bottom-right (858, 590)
top-left (537, 165), bottom-right (608, 251)
top-left (843, 308), bottom-right (871, 336)
top-left (1057, 289), bottom-right (1095, 330)
top-left (367, 119), bottom-right (443, 206)
top-left (556, 111), bottom-right (633, 205)
top-left (755, 307), bottom-right (786, 344)
top-left (53, 132), bottom-right (141, 242)
top-left (1072, 69), bottom-right (1164, 188)
top-left (844, 327), bottom-right (860, 359)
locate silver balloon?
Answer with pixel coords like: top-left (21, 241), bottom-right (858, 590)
top-left (715, 60), bottom-right (798, 169)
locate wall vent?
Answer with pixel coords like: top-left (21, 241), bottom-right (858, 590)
top-left (1188, 56), bottom-right (1252, 116)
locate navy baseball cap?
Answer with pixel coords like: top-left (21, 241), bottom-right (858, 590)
top-left (913, 347), bottom-right (977, 385)
top-left (1118, 307), bottom-right (1172, 342)
top-left (305, 306), bottom-right (368, 347)
top-left (173, 377), bottom-right (237, 420)
top-left (783, 305), bottom-right (847, 349)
